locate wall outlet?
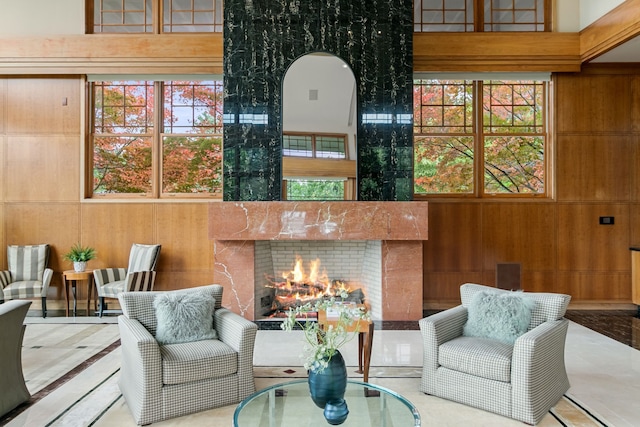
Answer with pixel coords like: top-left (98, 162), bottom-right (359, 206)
top-left (599, 216), bottom-right (614, 225)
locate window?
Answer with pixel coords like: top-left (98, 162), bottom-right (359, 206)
top-left (414, 0), bottom-right (549, 32)
top-left (413, 79), bottom-right (547, 196)
top-left (91, 0), bottom-right (154, 33)
top-left (90, 80), bottom-right (223, 197)
top-left (163, 0), bottom-right (223, 33)
top-left (285, 179), bottom-right (346, 201)
top-left (89, 0), bottom-right (222, 33)
top-left (283, 133), bottom-right (347, 159)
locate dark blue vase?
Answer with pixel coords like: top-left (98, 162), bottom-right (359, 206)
top-left (323, 399), bottom-right (349, 425)
top-left (308, 350), bottom-right (349, 424)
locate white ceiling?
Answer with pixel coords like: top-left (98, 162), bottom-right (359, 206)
top-left (589, 35), bottom-right (640, 63)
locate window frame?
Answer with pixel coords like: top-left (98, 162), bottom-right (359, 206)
top-left (413, 78), bottom-right (551, 200)
top-left (87, 78), bottom-right (224, 200)
top-left (87, 0), bottom-right (223, 34)
top-left (413, 0), bottom-right (551, 33)
top-left (282, 132), bottom-right (349, 160)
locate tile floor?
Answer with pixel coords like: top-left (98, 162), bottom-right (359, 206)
top-left (3, 309), bottom-right (640, 426)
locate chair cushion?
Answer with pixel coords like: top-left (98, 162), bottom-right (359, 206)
top-left (127, 244), bottom-right (160, 273)
top-left (463, 290), bottom-right (536, 344)
top-left (160, 339), bottom-right (237, 385)
top-left (2, 281), bottom-right (43, 299)
top-left (8, 245), bottom-right (48, 282)
top-left (154, 291), bottom-right (217, 345)
top-left (439, 336), bottom-right (513, 382)
top-left (101, 280), bottom-right (125, 298)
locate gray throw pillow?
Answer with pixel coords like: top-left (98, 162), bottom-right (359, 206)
top-left (154, 291), bottom-right (218, 345)
top-left (463, 290), bottom-right (536, 344)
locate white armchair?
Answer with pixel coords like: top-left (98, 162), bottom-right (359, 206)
top-left (0, 244), bottom-right (53, 317)
top-left (419, 283), bottom-right (571, 425)
top-left (117, 285), bottom-right (257, 425)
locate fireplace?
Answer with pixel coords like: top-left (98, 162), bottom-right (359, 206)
top-left (255, 241), bottom-right (378, 320)
top-left (209, 201), bottom-right (427, 321)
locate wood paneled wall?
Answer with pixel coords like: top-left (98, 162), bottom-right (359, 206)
top-left (0, 77), bottom-right (214, 313)
top-left (423, 65), bottom-right (640, 309)
top-left (2, 66), bottom-right (640, 314)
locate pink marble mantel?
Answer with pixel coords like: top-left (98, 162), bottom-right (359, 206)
top-left (209, 201), bottom-right (428, 320)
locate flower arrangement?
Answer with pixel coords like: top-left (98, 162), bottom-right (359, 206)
top-left (281, 294), bottom-right (370, 372)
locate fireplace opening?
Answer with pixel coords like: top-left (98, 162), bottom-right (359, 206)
top-left (263, 255), bottom-right (365, 318)
top-left (254, 240), bottom-right (381, 320)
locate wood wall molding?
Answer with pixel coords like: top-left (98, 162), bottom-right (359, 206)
top-left (0, 34), bottom-right (224, 75)
top-left (413, 32), bottom-right (581, 72)
top-left (0, 32), bottom-right (582, 75)
top-left (580, 0), bottom-right (640, 63)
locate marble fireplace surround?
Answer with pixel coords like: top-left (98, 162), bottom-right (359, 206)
top-left (209, 201), bottom-right (427, 321)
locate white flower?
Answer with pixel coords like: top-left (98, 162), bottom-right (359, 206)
top-left (280, 297), bottom-right (370, 372)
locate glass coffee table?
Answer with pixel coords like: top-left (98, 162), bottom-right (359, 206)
top-left (234, 379), bottom-right (421, 426)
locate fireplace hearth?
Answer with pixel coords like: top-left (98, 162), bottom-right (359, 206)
top-left (209, 201), bottom-right (427, 321)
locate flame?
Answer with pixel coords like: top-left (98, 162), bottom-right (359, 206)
top-left (267, 255), bottom-right (355, 309)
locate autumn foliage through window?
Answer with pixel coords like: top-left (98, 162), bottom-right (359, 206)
top-left (91, 80), bottom-right (223, 197)
top-left (413, 79), bottom-right (546, 196)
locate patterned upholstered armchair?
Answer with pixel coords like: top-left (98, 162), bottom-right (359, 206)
top-left (0, 300), bottom-right (32, 417)
top-left (117, 285), bottom-right (257, 425)
top-left (93, 243), bottom-right (161, 317)
top-left (419, 283), bottom-right (571, 425)
top-left (0, 244), bottom-right (53, 317)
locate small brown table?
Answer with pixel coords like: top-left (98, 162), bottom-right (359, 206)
top-left (317, 305), bottom-right (374, 383)
top-left (62, 270), bottom-right (95, 316)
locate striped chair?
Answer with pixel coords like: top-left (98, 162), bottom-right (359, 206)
top-left (0, 244), bottom-right (53, 317)
top-left (419, 283), bottom-right (572, 425)
top-left (93, 243), bottom-right (161, 317)
top-left (117, 285), bottom-right (257, 425)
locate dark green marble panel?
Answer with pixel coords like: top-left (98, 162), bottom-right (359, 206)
top-left (223, 0), bottom-right (413, 201)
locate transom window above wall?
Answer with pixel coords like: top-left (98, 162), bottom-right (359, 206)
top-left (88, 0), bottom-right (548, 34)
top-left (89, 0), bottom-right (223, 33)
top-left (89, 78), bottom-right (223, 198)
top-left (413, 0), bottom-right (550, 32)
top-left (283, 133), bottom-right (348, 159)
top-left (413, 76), bottom-right (549, 197)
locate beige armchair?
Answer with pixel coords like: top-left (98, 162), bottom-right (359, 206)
top-left (93, 243), bottom-right (161, 317)
top-left (0, 300), bottom-right (31, 417)
top-left (419, 283), bottom-right (571, 425)
top-left (0, 244), bottom-right (53, 317)
top-left (117, 285), bottom-right (257, 425)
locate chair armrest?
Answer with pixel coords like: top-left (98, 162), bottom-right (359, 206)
top-left (511, 319), bottom-right (570, 421)
top-left (125, 271), bottom-right (157, 292)
top-left (40, 268), bottom-right (53, 296)
top-left (418, 305), bottom-right (467, 394)
top-left (214, 308), bottom-right (258, 398)
top-left (0, 270), bottom-right (10, 290)
top-left (117, 314), bottom-right (163, 421)
top-left (93, 268), bottom-right (127, 287)
top-left (419, 305), bottom-right (467, 346)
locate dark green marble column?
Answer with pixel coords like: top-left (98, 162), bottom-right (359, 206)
top-left (223, 0), bottom-right (413, 201)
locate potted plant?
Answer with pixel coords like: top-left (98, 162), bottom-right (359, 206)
top-left (63, 243), bottom-right (96, 272)
top-left (281, 295), bottom-right (369, 425)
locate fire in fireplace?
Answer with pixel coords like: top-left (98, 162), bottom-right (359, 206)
top-left (264, 255), bottom-right (365, 318)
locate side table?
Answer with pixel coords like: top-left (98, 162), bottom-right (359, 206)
top-left (62, 270), bottom-right (95, 316)
top-left (318, 305), bottom-right (374, 382)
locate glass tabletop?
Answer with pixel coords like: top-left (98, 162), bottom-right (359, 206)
top-left (234, 379), bottom-right (421, 426)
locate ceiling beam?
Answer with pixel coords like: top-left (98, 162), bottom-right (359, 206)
top-left (413, 32), bottom-right (581, 72)
top-left (0, 30), bottom-right (588, 75)
top-left (580, 0), bottom-right (640, 63)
